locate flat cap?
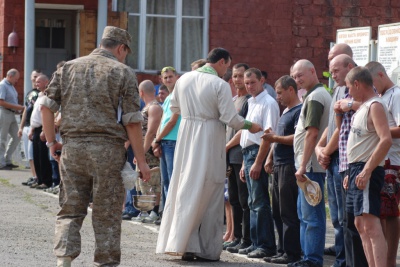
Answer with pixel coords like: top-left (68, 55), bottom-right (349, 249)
top-left (102, 26), bottom-right (132, 50)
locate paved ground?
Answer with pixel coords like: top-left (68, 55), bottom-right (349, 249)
top-left (0, 166), bottom-right (398, 267)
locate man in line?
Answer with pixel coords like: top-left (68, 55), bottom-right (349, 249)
top-left (291, 59), bottom-right (331, 267)
top-left (157, 85), bottom-right (169, 105)
top-left (365, 61), bottom-right (400, 267)
top-left (156, 48), bottom-right (262, 262)
top-left (28, 74), bottom-right (52, 190)
top-left (41, 26), bottom-right (150, 267)
top-left (152, 66), bottom-right (180, 210)
top-left (0, 69), bottom-right (24, 170)
top-left (224, 63), bottom-right (251, 253)
top-left (263, 75), bottom-right (302, 264)
top-left (328, 43), bottom-right (353, 62)
top-left (261, 71), bottom-right (277, 100)
top-left (315, 54), bottom-right (356, 267)
top-left (344, 67), bottom-right (391, 267)
top-left (238, 68), bottom-right (279, 258)
top-left (331, 45), bottom-right (368, 267)
top-left (19, 69), bottom-right (41, 177)
top-left (135, 80), bottom-right (163, 223)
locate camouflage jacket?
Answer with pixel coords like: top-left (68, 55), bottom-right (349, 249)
top-left (42, 48), bottom-right (143, 142)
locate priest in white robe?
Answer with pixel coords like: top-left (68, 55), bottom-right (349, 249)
top-left (156, 48), bottom-right (262, 261)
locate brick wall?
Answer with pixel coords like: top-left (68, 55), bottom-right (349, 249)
top-left (0, 0), bottom-right (25, 101)
top-left (209, 0), bottom-right (400, 86)
top-left (0, 0), bottom-right (101, 102)
top-left (209, 0), bottom-right (294, 86)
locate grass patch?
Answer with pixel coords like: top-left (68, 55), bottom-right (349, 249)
top-left (0, 178), bottom-right (15, 188)
top-left (23, 192), bottom-right (49, 210)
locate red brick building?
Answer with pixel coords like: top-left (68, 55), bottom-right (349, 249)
top-left (0, 0), bottom-right (399, 102)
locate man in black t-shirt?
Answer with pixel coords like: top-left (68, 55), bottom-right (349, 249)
top-left (263, 75), bottom-right (302, 265)
top-left (18, 69), bottom-right (41, 184)
top-left (224, 63), bottom-right (252, 253)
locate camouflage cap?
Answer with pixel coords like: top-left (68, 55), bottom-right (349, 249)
top-left (102, 26), bottom-right (132, 51)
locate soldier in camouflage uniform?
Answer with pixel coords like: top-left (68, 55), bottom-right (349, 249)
top-left (40, 26), bottom-right (151, 267)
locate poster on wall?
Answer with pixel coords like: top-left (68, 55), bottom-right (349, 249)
top-left (377, 22), bottom-right (400, 85)
top-left (336, 26), bottom-right (371, 66)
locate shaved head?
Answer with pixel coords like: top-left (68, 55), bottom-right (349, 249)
top-left (328, 43), bottom-right (353, 61)
top-left (330, 54), bottom-right (355, 69)
top-left (139, 80), bottom-right (155, 95)
top-left (291, 59), bottom-right (319, 90)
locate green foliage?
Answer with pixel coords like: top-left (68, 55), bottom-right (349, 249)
top-left (322, 71), bottom-right (333, 95)
top-left (322, 71), bottom-right (331, 78)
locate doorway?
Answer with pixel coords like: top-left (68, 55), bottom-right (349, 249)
top-left (35, 9), bottom-right (77, 77)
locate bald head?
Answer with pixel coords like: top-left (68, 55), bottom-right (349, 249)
top-left (35, 74), bottom-right (49, 91)
top-left (328, 43), bottom-right (353, 61)
top-left (139, 80), bottom-right (155, 95)
top-left (291, 59), bottom-right (319, 91)
top-left (329, 54), bottom-right (355, 86)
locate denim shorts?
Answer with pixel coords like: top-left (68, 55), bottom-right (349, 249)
top-left (347, 162), bottom-right (384, 217)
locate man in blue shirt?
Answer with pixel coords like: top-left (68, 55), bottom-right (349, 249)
top-left (0, 69), bottom-right (24, 170)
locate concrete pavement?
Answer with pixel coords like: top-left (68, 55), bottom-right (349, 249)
top-left (0, 167), bottom-right (397, 266)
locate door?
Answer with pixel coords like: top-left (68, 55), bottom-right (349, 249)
top-left (35, 10), bottom-right (77, 78)
top-left (79, 10), bottom-right (128, 57)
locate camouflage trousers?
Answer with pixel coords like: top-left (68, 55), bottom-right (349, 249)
top-left (54, 137), bottom-right (126, 266)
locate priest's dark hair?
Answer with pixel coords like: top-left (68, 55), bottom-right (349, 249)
top-left (207, 47), bottom-right (232, 64)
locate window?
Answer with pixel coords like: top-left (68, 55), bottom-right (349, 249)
top-left (114, 0), bottom-right (209, 73)
top-left (36, 19), bottom-right (66, 49)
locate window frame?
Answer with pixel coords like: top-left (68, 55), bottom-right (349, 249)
top-left (112, 0), bottom-right (209, 73)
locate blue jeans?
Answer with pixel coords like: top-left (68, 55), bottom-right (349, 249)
top-left (160, 140), bottom-right (176, 205)
top-left (124, 146), bottom-right (139, 216)
top-left (297, 170), bottom-right (326, 266)
top-left (50, 160), bottom-right (60, 186)
top-left (242, 145), bottom-right (276, 253)
top-left (326, 154), bottom-right (345, 267)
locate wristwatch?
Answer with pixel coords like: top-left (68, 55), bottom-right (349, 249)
top-left (347, 99), bottom-right (353, 109)
top-left (46, 140), bottom-right (57, 148)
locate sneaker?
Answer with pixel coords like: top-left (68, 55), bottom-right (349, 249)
top-left (226, 241), bottom-right (251, 253)
top-left (142, 211), bottom-right (159, 223)
top-left (132, 212), bottom-right (149, 222)
top-left (27, 178), bottom-right (38, 186)
top-left (22, 177), bottom-right (35, 186)
top-left (44, 187), bottom-right (53, 193)
top-left (36, 184), bottom-right (49, 190)
top-left (30, 183), bottom-right (39, 188)
top-left (51, 185), bottom-right (60, 194)
top-left (57, 256), bottom-right (72, 267)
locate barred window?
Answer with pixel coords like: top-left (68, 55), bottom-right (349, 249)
top-left (114, 0), bottom-right (209, 73)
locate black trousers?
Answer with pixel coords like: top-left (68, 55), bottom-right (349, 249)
top-left (228, 163), bottom-right (251, 245)
top-left (32, 127), bottom-right (52, 187)
top-left (272, 164), bottom-right (301, 258)
top-left (340, 170), bottom-right (368, 267)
